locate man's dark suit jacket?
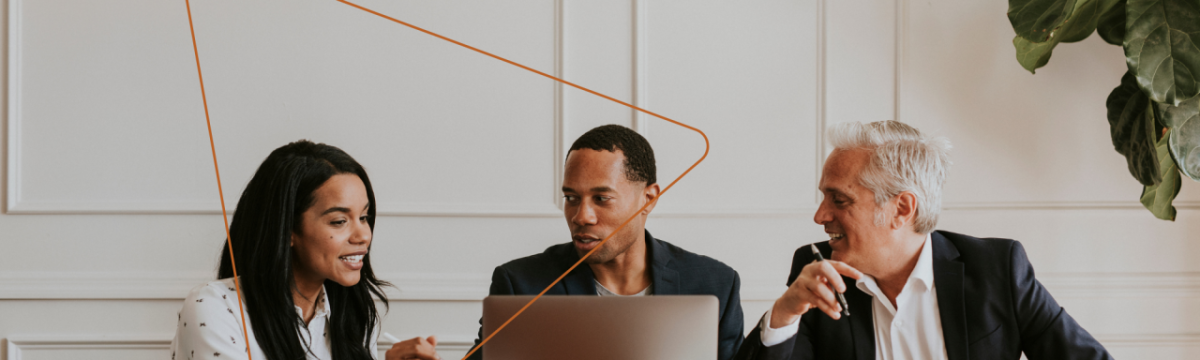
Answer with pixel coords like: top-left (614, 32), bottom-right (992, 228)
top-left (468, 230), bottom-right (745, 360)
top-left (735, 230), bottom-right (1113, 360)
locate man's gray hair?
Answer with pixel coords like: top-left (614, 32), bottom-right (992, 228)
top-left (826, 120), bottom-right (951, 234)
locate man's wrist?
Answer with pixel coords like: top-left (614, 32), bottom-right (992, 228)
top-left (768, 297), bottom-right (803, 329)
top-left (760, 305), bottom-right (801, 347)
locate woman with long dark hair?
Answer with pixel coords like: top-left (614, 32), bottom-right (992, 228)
top-left (171, 140), bottom-right (439, 360)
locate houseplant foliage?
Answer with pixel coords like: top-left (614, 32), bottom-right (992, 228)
top-left (1008, 0), bottom-right (1200, 220)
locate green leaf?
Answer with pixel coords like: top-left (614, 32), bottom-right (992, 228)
top-left (1159, 96), bottom-right (1200, 181)
top-left (1010, 0), bottom-right (1121, 73)
top-left (1014, 36), bottom-right (1060, 72)
top-left (1158, 94), bottom-right (1198, 128)
top-left (1124, 0), bottom-right (1200, 105)
top-left (1097, 0), bottom-right (1126, 45)
top-left (1107, 71), bottom-right (1163, 185)
top-left (1009, 0), bottom-right (1078, 42)
top-left (1141, 128), bottom-right (1181, 220)
top-left (1060, 0), bottom-right (1122, 42)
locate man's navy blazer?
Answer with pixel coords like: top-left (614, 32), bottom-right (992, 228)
top-left (735, 230), bottom-right (1113, 360)
top-left (468, 230), bottom-right (745, 360)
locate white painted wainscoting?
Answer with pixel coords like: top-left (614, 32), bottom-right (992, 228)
top-left (2, 0), bottom-right (1198, 359)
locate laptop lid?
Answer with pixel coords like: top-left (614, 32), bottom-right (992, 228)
top-left (481, 295), bottom-right (718, 360)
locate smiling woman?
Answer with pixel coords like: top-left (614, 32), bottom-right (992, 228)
top-left (169, 140), bottom-right (439, 360)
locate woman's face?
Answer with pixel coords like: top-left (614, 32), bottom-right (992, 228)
top-left (291, 173), bottom-right (373, 289)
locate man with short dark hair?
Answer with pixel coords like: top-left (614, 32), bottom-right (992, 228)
top-left (467, 124), bottom-right (745, 360)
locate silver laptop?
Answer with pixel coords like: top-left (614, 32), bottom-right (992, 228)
top-left (481, 295), bottom-right (718, 360)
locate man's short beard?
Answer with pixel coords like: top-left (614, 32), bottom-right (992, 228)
top-left (579, 234), bottom-right (637, 264)
top-left (580, 245), bottom-right (613, 264)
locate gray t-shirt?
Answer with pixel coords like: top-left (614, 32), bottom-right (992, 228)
top-left (594, 279), bottom-right (651, 296)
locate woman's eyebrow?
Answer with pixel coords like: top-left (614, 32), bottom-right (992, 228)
top-left (321, 207), bottom-right (352, 215)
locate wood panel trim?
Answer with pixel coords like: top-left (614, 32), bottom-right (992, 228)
top-left (3, 333), bottom-right (474, 360)
top-left (4, 271), bottom-right (1197, 301)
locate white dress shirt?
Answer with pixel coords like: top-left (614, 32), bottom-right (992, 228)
top-left (170, 277), bottom-right (380, 360)
top-left (759, 234), bottom-right (949, 360)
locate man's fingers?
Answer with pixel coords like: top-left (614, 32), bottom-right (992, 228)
top-left (816, 261), bottom-right (849, 293)
top-left (804, 275), bottom-right (839, 310)
top-left (806, 280), bottom-right (842, 320)
top-left (427, 335), bottom-right (438, 348)
top-left (828, 260), bottom-right (864, 280)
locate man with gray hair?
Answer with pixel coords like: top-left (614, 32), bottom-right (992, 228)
top-left (735, 121), bottom-right (1112, 360)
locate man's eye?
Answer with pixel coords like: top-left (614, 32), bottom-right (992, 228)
top-left (331, 219), bottom-right (347, 225)
top-left (564, 195), bottom-right (578, 202)
top-left (359, 215), bottom-right (370, 222)
top-left (595, 196), bottom-right (611, 202)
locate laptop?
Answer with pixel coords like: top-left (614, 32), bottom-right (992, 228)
top-left (481, 295), bottom-right (718, 360)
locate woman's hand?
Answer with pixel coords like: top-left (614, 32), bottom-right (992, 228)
top-left (386, 335), bottom-right (441, 360)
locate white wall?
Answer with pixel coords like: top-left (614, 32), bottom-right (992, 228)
top-left (1, 0), bottom-right (1197, 359)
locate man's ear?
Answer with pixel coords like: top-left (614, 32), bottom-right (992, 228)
top-left (892, 191), bottom-right (918, 230)
top-left (290, 232), bottom-right (298, 247)
top-left (641, 183), bottom-right (661, 215)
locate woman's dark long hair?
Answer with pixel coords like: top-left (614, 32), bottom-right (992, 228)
top-left (218, 140), bottom-right (390, 360)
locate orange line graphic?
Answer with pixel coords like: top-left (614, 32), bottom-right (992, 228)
top-left (334, 1), bottom-right (711, 359)
top-left (184, 1), bottom-right (253, 358)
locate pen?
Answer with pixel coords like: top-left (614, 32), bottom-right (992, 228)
top-left (382, 333), bottom-right (401, 343)
top-left (812, 243), bottom-right (850, 317)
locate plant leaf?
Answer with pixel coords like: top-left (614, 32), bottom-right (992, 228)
top-left (1009, 0), bottom-right (1078, 42)
top-left (1010, 0), bottom-right (1120, 72)
top-left (1107, 71), bottom-right (1162, 185)
top-left (1125, 0), bottom-right (1200, 105)
top-left (1060, 0), bottom-right (1122, 42)
top-left (1141, 128), bottom-right (1181, 220)
top-left (1014, 36), bottom-right (1060, 72)
top-left (1097, 0), bottom-right (1127, 45)
top-left (1160, 96), bottom-right (1200, 180)
top-left (1158, 94), bottom-right (1198, 128)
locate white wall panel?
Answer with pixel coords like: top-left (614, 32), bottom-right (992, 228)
top-left (561, 0), bottom-right (636, 138)
top-left (824, 0), bottom-right (896, 126)
top-left (8, 0), bottom-right (562, 215)
top-left (640, 0), bottom-right (819, 215)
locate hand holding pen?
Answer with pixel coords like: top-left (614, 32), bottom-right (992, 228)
top-left (767, 243), bottom-right (863, 329)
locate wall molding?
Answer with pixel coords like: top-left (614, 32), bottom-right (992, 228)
top-left (942, 200), bottom-right (1200, 211)
top-left (4, 332), bottom-right (1195, 360)
top-left (5, 0), bottom-right (23, 216)
top-left (1039, 272), bottom-right (1200, 298)
top-left (4, 271), bottom-right (1197, 301)
top-left (2, 0), bottom-right (565, 217)
top-left (0, 271), bottom-right (492, 301)
top-left (1094, 333), bottom-right (1200, 348)
top-left (6, 334), bottom-right (172, 360)
top-left (3, 333), bottom-right (474, 360)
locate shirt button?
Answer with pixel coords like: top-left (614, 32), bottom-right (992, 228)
top-left (896, 319), bottom-right (904, 326)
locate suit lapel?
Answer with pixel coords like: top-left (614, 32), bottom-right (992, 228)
top-left (845, 281), bottom-right (875, 360)
top-left (647, 231), bottom-right (679, 295)
top-left (559, 247), bottom-right (597, 295)
top-left (818, 241), bottom-right (874, 359)
top-left (932, 232), bottom-right (967, 360)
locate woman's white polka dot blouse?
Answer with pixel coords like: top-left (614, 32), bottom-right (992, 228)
top-left (170, 277), bottom-right (380, 359)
